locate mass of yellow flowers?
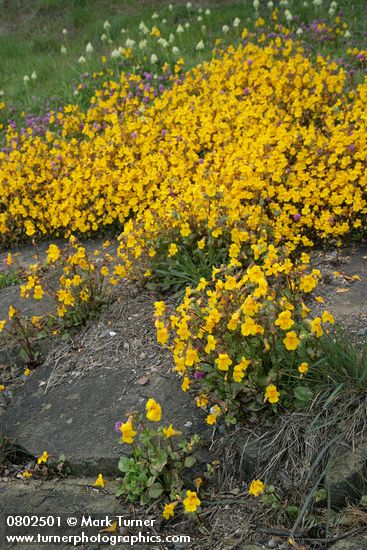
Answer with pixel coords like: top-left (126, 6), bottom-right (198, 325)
top-left (0, 20), bottom-right (365, 422)
top-left (0, 29), bottom-right (366, 251)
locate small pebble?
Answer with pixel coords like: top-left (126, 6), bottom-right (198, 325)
top-left (268, 540), bottom-right (278, 549)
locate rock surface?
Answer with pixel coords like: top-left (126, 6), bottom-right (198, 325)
top-left (325, 435), bottom-right (367, 508)
top-left (0, 478), bottom-right (163, 550)
top-left (329, 537), bottom-right (367, 550)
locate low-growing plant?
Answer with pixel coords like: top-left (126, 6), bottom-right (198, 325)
top-left (116, 398), bottom-right (201, 509)
top-left (0, 236), bottom-right (117, 365)
top-left (0, 268), bottom-right (21, 289)
top-left (155, 245), bottom-right (336, 424)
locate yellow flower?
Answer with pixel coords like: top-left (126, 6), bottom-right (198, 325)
top-left (205, 335), bottom-right (216, 353)
top-left (120, 416), bottom-right (137, 444)
top-left (24, 368), bottom-right (31, 376)
top-left (168, 243), bottom-right (178, 257)
top-left (322, 310), bottom-right (335, 324)
top-left (93, 473), bottom-right (105, 488)
top-left (232, 367), bottom-right (242, 383)
top-left (264, 384), bottom-right (280, 404)
top-left (206, 413), bottom-right (218, 425)
top-left (22, 470), bottom-right (33, 479)
top-left (309, 317), bottom-right (323, 337)
top-left (0, 384), bottom-right (5, 391)
top-left (215, 353), bottom-right (232, 371)
top-left (181, 376), bottom-right (191, 392)
top-left (283, 331), bottom-right (300, 351)
top-left (8, 305), bottom-right (16, 319)
top-left (298, 362), bottom-right (309, 375)
top-left (5, 253), bottom-right (13, 266)
top-left (180, 224), bottom-right (191, 237)
top-left (71, 275), bottom-right (82, 286)
top-left (37, 451), bottom-right (49, 464)
top-left (275, 310), bottom-right (294, 330)
top-left (46, 244), bottom-right (60, 263)
top-left (154, 301), bottom-right (166, 316)
top-left (163, 424), bottom-right (181, 438)
top-left (197, 238), bottom-right (206, 249)
top-left (183, 490), bottom-right (201, 513)
top-left (146, 398), bottom-right (162, 422)
top-left (194, 477), bottom-right (203, 490)
top-left (33, 285), bottom-right (44, 300)
top-left (162, 502), bottom-right (177, 520)
top-left (185, 348), bottom-right (199, 366)
top-left (299, 275), bottom-right (318, 293)
top-left (0, 320), bottom-right (6, 332)
top-left (248, 479), bottom-right (265, 497)
top-left (197, 277), bottom-right (208, 291)
top-left (196, 394), bottom-right (209, 407)
top-left (241, 317), bottom-right (264, 336)
top-left (205, 404), bottom-right (221, 424)
top-left (156, 321), bottom-right (169, 346)
top-left (79, 289), bottom-right (90, 301)
top-left (101, 266), bottom-right (109, 277)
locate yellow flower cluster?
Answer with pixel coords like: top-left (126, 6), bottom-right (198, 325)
top-left (155, 249), bottom-right (335, 421)
top-left (0, 34), bottom-right (365, 254)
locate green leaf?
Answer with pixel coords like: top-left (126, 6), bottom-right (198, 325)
top-left (294, 385), bottom-right (313, 403)
top-left (116, 485), bottom-right (125, 497)
top-left (146, 475), bottom-right (158, 487)
top-left (315, 488), bottom-right (327, 502)
top-left (151, 449), bottom-right (168, 473)
top-left (147, 482), bottom-right (164, 499)
top-left (184, 455), bottom-right (196, 468)
top-left (118, 456), bottom-right (133, 473)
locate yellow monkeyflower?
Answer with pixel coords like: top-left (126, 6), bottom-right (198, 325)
top-left (197, 238), bottom-right (206, 250)
top-left (162, 502), bottom-right (177, 520)
top-left (299, 275), bottom-right (318, 293)
top-left (183, 490), bottom-right (201, 513)
top-left (309, 317), bottom-right (323, 337)
top-left (0, 384), bottom-right (5, 391)
top-left (146, 398), bottom-right (162, 422)
top-left (181, 376), bottom-right (191, 392)
top-left (215, 353), bottom-right (232, 371)
top-left (264, 384), bottom-right (280, 404)
top-left (205, 404), bottom-right (221, 425)
top-left (33, 285), bottom-right (44, 300)
top-left (93, 473), bottom-right (106, 488)
top-left (204, 335), bottom-right (216, 353)
top-left (37, 451), bottom-right (49, 464)
top-left (162, 424), bottom-right (181, 438)
top-left (154, 301), bottom-right (166, 316)
top-left (79, 289), bottom-right (90, 301)
top-left (322, 310), bottom-right (335, 324)
top-left (5, 253), bottom-right (13, 266)
top-left (298, 362), bottom-right (309, 375)
top-left (196, 394), bottom-right (209, 407)
top-left (275, 310), bottom-right (294, 331)
top-left (22, 470), bottom-right (33, 479)
top-left (120, 416), bottom-right (137, 444)
top-left (46, 244), bottom-right (60, 263)
top-left (248, 479), bottom-right (265, 497)
top-left (168, 243), bottom-right (178, 257)
top-left (283, 331), bottom-right (300, 351)
top-left (8, 305), bottom-right (16, 319)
